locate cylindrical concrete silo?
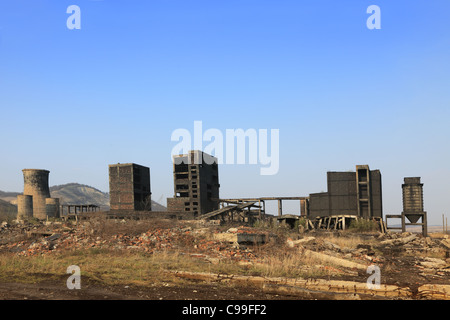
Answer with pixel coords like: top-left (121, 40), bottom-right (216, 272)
top-left (46, 198), bottom-right (60, 218)
top-left (22, 169), bottom-right (51, 220)
top-left (17, 194), bottom-right (33, 219)
top-left (402, 177), bottom-right (424, 223)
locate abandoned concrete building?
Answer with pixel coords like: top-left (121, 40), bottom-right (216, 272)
top-left (306, 165), bottom-right (383, 228)
top-left (14, 160), bottom-right (430, 236)
top-left (167, 150), bottom-right (220, 217)
top-left (109, 163), bottom-right (151, 211)
top-left (17, 169), bottom-right (60, 220)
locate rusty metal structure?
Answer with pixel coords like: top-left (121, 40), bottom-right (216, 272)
top-left (167, 150), bottom-right (220, 217)
top-left (109, 163), bottom-right (151, 211)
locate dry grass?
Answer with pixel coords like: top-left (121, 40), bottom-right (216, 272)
top-left (254, 250), bottom-right (346, 278)
top-left (0, 219), bottom-right (382, 287)
top-left (319, 233), bottom-right (374, 249)
top-left (0, 249), bottom-right (201, 285)
top-left (0, 244), bottom-right (356, 286)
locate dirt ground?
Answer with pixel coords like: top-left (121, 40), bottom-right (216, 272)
top-left (0, 217), bottom-right (449, 300)
top-left (0, 277), bottom-right (300, 300)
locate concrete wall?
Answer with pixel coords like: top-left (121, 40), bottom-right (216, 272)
top-left (328, 172), bottom-right (357, 216)
top-left (46, 198), bottom-right (60, 218)
top-left (308, 192), bottom-right (330, 219)
top-left (308, 166), bottom-right (383, 219)
top-left (370, 170), bottom-right (383, 218)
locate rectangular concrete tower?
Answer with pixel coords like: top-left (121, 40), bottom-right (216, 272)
top-left (109, 163), bottom-right (151, 211)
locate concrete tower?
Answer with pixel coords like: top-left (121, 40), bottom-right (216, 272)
top-left (17, 194), bottom-right (33, 219)
top-left (22, 169), bottom-right (51, 220)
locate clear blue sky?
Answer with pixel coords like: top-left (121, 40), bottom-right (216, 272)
top-left (1, 1), bottom-right (449, 225)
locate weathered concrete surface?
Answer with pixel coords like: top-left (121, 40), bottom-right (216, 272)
top-left (286, 237), bottom-right (316, 248)
top-left (45, 198), bottom-right (60, 218)
top-left (22, 169), bottom-right (50, 220)
top-left (17, 195), bottom-right (33, 219)
top-left (213, 232), bottom-right (268, 244)
top-left (380, 233), bottom-right (417, 246)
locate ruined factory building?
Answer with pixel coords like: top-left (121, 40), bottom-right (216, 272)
top-left (109, 163), bottom-right (151, 211)
top-left (167, 150), bottom-right (220, 217)
top-left (307, 165), bottom-right (383, 220)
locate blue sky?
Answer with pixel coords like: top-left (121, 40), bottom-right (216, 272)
top-left (1, 1), bottom-right (449, 225)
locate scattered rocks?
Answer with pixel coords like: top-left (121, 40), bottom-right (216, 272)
top-left (380, 233), bottom-right (417, 246)
top-left (419, 257), bottom-right (447, 269)
top-left (441, 239), bottom-right (450, 250)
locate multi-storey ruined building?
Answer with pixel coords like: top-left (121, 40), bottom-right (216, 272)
top-left (307, 165), bottom-right (383, 220)
top-left (109, 163), bottom-right (151, 211)
top-left (167, 150), bottom-right (220, 216)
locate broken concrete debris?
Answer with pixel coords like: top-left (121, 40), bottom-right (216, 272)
top-left (1, 218), bottom-right (449, 299)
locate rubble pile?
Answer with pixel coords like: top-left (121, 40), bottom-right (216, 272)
top-left (377, 232), bottom-right (448, 254)
top-left (286, 235), bottom-right (383, 266)
top-left (1, 220), bottom-right (449, 283)
top-left (0, 222), bottom-right (263, 263)
top-left (377, 232), bottom-right (450, 279)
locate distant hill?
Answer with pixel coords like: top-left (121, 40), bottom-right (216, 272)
top-left (0, 191), bottom-right (20, 204)
top-left (0, 199), bottom-right (17, 220)
top-left (0, 183), bottom-right (167, 212)
top-left (50, 183), bottom-right (110, 208)
top-left (0, 199), bottom-right (17, 212)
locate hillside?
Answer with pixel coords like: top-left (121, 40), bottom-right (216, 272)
top-left (0, 199), bottom-right (17, 220)
top-left (0, 183), bottom-right (166, 211)
top-left (0, 199), bottom-right (17, 213)
top-left (50, 183), bottom-right (110, 208)
top-left (0, 191), bottom-right (19, 204)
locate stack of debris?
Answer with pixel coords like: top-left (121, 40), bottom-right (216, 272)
top-left (286, 235), bottom-right (379, 274)
top-left (0, 222), bottom-right (267, 264)
top-left (378, 232), bottom-right (449, 256)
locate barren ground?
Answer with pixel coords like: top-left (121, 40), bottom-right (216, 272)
top-left (0, 217), bottom-right (449, 300)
